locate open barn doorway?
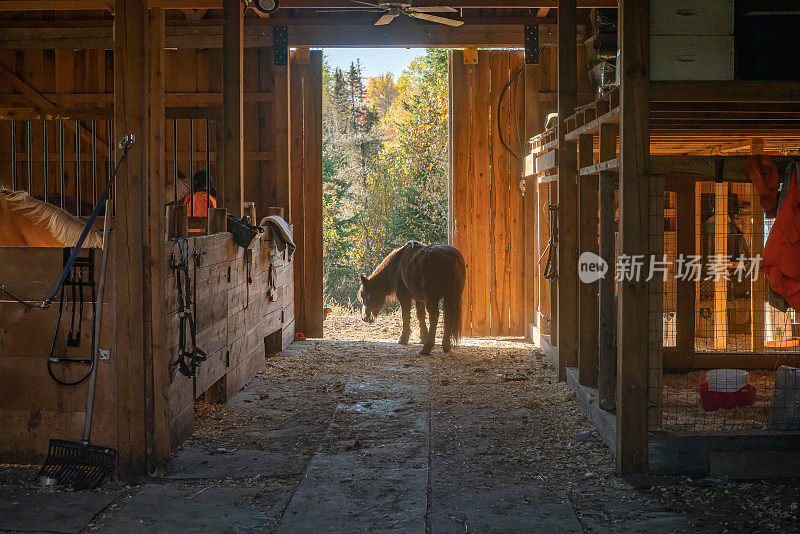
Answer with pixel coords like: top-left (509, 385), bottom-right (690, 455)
top-left (317, 48), bottom-right (451, 342)
top-left (293, 47), bottom-right (532, 343)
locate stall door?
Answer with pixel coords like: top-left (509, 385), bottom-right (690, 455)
top-left (449, 50), bottom-right (527, 337)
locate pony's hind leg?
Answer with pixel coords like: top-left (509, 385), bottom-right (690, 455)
top-left (420, 299), bottom-right (440, 355)
top-left (415, 300), bottom-right (428, 343)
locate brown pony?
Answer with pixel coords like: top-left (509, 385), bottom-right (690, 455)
top-left (358, 241), bottom-right (466, 355)
top-left (0, 188), bottom-right (102, 247)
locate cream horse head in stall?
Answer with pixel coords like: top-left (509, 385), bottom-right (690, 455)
top-left (0, 188), bottom-right (102, 247)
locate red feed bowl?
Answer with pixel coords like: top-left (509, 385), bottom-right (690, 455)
top-left (699, 381), bottom-right (756, 412)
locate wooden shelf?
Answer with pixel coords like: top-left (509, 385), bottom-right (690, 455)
top-left (579, 157), bottom-right (619, 176)
top-left (565, 107), bottom-right (620, 141)
top-left (538, 173), bottom-right (558, 184)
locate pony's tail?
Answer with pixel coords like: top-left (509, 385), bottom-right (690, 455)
top-left (444, 265), bottom-right (465, 346)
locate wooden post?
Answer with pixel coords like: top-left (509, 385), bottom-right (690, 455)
top-left (222, 0), bottom-right (244, 217)
top-left (114, 0), bottom-right (150, 477)
top-left (167, 204), bottom-right (188, 239)
top-left (243, 201), bottom-right (256, 225)
top-left (713, 181), bottom-right (728, 350)
top-left (616, 0), bottom-right (650, 474)
top-left (304, 50), bottom-right (324, 338)
top-left (523, 64), bottom-right (539, 340)
top-left (556, 0), bottom-right (578, 380)
top-left (750, 138), bottom-right (765, 353)
top-left (598, 123), bottom-right (617, 410)
top-left (578, 133), bottom-right (598, 387)
top-left (268, 206), bottom-right (285, 218)
top-left (274, 64), bottom-right (290, 218)
top-left (207, 207), bottom-right (227, 234)
top-left (675, 184), bottom-right (696, 355)
top-left (147, 6), bottom-right (171, 473)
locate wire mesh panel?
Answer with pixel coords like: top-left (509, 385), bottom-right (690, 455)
top-left (655, 178), bottom-right (800, 432)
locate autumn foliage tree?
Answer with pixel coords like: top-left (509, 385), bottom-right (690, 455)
top-left (322, 50), bottom-right (449, 307)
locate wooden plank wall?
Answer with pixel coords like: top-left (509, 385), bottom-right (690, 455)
top-left (449, 49), bottom-right (526, 337)
top-left (289, 49), bottom-right (323, 339)
top-left (0, 245), bottom-right (116, 463)
top-left (163, 232), bottom-right (294, 449)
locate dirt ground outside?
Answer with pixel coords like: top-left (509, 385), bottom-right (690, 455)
top-left (2, 310), bottom-right (800, 532)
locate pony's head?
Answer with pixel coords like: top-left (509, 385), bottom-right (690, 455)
top-left (357, 274), bottom-right (385, 323)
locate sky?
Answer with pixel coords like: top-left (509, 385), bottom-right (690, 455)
top-left (322, 48), bottom-right (426, 78)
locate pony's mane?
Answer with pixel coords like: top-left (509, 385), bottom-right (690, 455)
top-left (369, 244), bottom-right (405, 278)
top-left (0, 188), bottom-right (102, 247)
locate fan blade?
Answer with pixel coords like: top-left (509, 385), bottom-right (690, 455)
top-left (316, 8), bottom-right (384, 11)
top-left (375, 12), bottom-right (399, 25)
top-left (407, 6), bottom-right (457, 12)
top-left (408, 12), bottom-right (464, 26)
top-left (351, 0), bottom-right (382, 7)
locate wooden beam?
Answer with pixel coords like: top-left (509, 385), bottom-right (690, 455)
top-left (523, 63), bottom-right (539, 340)
top-left (221, 0), bottom-right (244, 217)
top-left (556, 0), bottom-right (578, 381)
top-left (713, 181), bottom-right (728, 350)
top-left (0, 22), bottom-right (573, 49)
top-left (0, 0), bottom-right (618, 9)
top-left (751, 139), bottom-right (766, 353)
top-left (114, 0), bottom-right (150, 478)
top-left (578, 132), bottom-right (598, 388)
top-left (0, 62), bottom-right (109, 157)
top-left (537, 7), bottom-right (551, 16)
top-left (616, 0), bottom-right (650, 475)
top-left (651, 155), bottom-right (796, 180)
top-left (651, 81), bottom-right (800, 103)
top-left (674, 185), bottom-right (695, 356)
top-left (287, 24), bottom-right (533, 48)
top-left (146, 6), bottom-right (171, 473)
top-left (598, 122), bottom-right (617, 411)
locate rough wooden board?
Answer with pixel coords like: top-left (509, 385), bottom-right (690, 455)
top-left (566, 366), bottom-right (616, 451)
top-left (709, 451), bottom-right (800, 480)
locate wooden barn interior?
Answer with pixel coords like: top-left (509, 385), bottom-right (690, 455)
top-left (1, 0), bottom-right (799, 480)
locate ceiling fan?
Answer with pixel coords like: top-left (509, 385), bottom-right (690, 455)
top-left (318, 1), bottom-right (465, 27)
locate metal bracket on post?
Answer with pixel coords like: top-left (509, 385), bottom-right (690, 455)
top-left (525, 25), bottom-right (539, 64)
top-left (273, 26), bottom-right (288, 66)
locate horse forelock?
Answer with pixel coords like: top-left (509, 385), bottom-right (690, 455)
top-left (0, 188), bottom-right (102, 248)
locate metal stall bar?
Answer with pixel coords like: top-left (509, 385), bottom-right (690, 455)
top-left (26, 121), bottom-right (32, 193)
top-left (173, 118), bottom-right (178, 204)
top-left (11, 121), bottom-right (17, 190)
top-left (59, 120), bottom-right (65, 210)
top-left (75, 120), bottom-right (81, 216)
top-left (92, 121), bottom-right (97, 207)
top-left (189, 118), bottom-right (194, 216)
top-left (205, 118), bottom-right (211, 209)
top-left (43, 121), bottom-right (49, 203)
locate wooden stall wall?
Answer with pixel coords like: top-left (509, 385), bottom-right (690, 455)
top-left (0, 244), bottom-right (115, 463)
top-left (449, 49), bottom-right (526, 337)
top-left (289, 49), bottom-right (323, 339)
top-left (164, 232), bottom-right (294, 449)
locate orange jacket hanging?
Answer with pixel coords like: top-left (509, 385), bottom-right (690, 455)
top-left (183, 191), bottom-right (217, 218)
top-left (762, 163), bottom-right (800, 310)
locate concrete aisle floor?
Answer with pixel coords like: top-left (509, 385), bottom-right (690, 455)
top-left (2, 314), bottom-right (799, 533)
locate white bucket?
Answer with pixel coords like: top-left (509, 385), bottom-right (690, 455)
top-left (706, 369), bottom-right (749, 393)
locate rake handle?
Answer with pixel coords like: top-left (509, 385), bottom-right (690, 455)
top-left (82, 199), bottom-right (111, 444)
